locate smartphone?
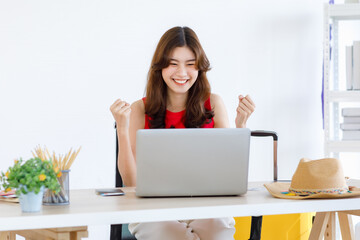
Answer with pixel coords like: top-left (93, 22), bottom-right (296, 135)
top-left (95, 188), bottom-right (125, 196)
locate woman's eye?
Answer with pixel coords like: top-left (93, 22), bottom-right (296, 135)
top-left (170, 63), bottom-right (177, 66)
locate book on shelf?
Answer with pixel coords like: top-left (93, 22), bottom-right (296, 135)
top-left (346, 45), bottom-right (353, 90)
top-left (341, 123), bottom-right (360, 130)
top-left (342, 107), bottom-right (360, 117)
top-left (342, 130), bottom-right (360, 140)
top-left (354, 41), bottom-right (360, 90)
top-left (344, 116), bottom-right (360, 123)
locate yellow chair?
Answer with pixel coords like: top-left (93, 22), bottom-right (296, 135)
top-left (234, 213), bottom-right (315, 240)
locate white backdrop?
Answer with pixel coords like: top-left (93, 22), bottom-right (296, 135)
top-left (0, 0), bottom-right (339, 238)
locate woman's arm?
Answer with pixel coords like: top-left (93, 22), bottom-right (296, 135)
top-left (110, 99), bottom-right (145, 187)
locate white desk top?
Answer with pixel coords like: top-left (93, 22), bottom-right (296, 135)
top-left (1, 182), bottom-right (360, 231)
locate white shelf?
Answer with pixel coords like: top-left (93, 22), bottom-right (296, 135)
top-left (327, 140), bottom-right (360, 152)
top-left (329, 91), bottom-right (360, 102)
top-left (324, 3), bottom-right (360, 157)
top-left (329, 4), bottom-right (360, 20)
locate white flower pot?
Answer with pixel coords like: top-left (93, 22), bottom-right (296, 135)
top-left (18, 186), bottom-right (45, 212)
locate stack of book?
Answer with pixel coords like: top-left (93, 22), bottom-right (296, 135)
top-left (0, 189), bottom-right (18, 203)
top-left (341, 108), bottom-right (360, 140)
top-left (346, 41), bottom-right (360, 90)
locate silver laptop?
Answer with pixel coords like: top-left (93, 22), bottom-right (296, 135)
top-left (136, 128), bottom-right (251, 197)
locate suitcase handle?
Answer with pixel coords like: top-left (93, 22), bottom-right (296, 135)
top-left (251, 130), bottom-right (278, 182)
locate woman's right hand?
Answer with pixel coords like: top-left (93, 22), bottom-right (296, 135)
top-left (110, 99), bottom-right (132, 132)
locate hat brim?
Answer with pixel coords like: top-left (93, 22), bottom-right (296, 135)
top-left (264, 182), bottom-right (360, 199)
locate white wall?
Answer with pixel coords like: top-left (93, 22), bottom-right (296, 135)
top-left (0, 0), bottom-right (329, 238)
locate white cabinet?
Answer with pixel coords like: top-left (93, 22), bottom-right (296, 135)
top-left (323, 3), bottom-right (360, 157)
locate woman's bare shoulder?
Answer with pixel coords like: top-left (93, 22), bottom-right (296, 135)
top-left (131, 99), bottom-right (145, 112)
top-left (130, 99), bottom-right (145, 122)
top-left (210, 93), bottom-right (230, 128)
top-left (129, 99), bottom-right (145, 131)
top-left (210, 93), bottom-right (224, 109)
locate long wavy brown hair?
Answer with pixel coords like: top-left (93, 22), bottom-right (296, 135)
top-left (145, 26), bottom-right (214, 128)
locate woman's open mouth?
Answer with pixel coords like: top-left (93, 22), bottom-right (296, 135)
top-left (173, 79), bottom-right (188, 85)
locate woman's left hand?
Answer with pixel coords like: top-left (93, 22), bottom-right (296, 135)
top-left (235, 95), bottom-right (255, 128)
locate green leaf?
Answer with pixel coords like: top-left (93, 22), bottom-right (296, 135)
top-left (3, 156), bottom-right (60, 193)
top-left (34, 186), bottom-right (40, 194)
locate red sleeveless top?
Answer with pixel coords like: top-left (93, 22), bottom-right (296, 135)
top-left (143, 97), bottom-right (214, 129)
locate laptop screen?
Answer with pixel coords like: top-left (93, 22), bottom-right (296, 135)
top-left (136, 128), bottom-right (250, 197)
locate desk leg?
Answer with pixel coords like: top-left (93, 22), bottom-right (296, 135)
top-left (0, 232), bottom-right (15, 240)
top-left (70, 230), bottom-right (88, 240)
top-left (9, 233), bottom-right (15, 240)
top-left (9, 227), bottom-right (88, 240)
top-left (309, 212), bottom-right (331, 240)
top-left (0, 232), bottom-right (10, 240)
top-left (338, 212), bottom-right (355, 240)
top-left (324, 212), bottom-right (336, 240)
top-left (13, 230), bottom-right (50, 239)
top-left (342, 210), bottom-right (360, 217)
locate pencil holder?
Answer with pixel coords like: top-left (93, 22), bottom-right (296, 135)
top-left (43, 170), bottom-right (70, 205)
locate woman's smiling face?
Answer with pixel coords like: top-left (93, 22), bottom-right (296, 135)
top-left (162, 46), bottom-right (198, 95)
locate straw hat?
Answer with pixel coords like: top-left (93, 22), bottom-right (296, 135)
top-left (264, 158), bottom-right (360, 199)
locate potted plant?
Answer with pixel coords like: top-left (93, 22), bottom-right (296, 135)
top-left (0, 157), bottom-right (61, 212)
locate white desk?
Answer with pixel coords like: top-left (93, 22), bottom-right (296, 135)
top-left (1, 182), bottom-right (360, 232)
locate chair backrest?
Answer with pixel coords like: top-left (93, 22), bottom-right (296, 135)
top-left (115, 123), bottom-right (123, 188)
top-left (111, 123), bottom-right (136, 240)
top-left (110, 123), bottom-right (122, 240)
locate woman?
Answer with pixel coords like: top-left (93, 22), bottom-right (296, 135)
top-left (110, 26), bottom-right (255, 240)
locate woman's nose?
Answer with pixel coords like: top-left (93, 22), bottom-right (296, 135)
top-left (176, 65), bottom-right (187, 77)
